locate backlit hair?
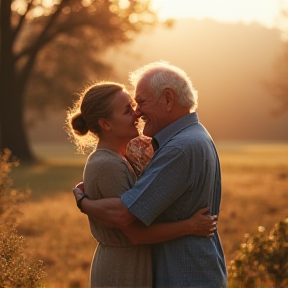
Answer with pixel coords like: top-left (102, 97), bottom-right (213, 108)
top-left (65, 81), bottom-right (125, 154)
top-left (129, 61), bottom-right (198, 110)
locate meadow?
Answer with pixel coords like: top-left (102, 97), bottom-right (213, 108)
top-left (10, 142), bottom-right (288, 288)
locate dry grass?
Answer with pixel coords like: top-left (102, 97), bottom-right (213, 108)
top-left (220, 165), bottom-right (288, 262)
top-left (11, 142), bottom-right (288, 288)
top-left (17, 194), bottom-right (95, 288)
top-left (218, 142), bottom-right (288, 262)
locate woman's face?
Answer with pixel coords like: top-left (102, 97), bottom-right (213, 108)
top-left (107, 90), bottom-right (139, 142)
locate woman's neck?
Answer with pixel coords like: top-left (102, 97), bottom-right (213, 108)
top-left (97, 139), bottom-right (127, 156)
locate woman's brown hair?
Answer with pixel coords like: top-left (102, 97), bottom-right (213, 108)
top-left (65, 82), bottom-right (125, 154)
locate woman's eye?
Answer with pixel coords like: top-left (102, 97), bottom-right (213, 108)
top-left (127, 105), bottom-right (135, 113)
top-left (125, 107), bottom-right (132, 114)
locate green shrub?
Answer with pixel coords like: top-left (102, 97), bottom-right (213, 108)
top-left (0, 149), bottom-right (45, 288)
top-left (228, 218), bottom-right (288, 288)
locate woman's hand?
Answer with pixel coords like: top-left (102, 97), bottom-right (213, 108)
top-left (185, 207), bottom-right (217, 237)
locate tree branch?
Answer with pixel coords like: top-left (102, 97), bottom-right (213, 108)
top-left (14, 0), bottom-right (68, 61)
top-left (12, 0), bottom-right (34, 43)
top-left (15, 9), bottom-right (103, 61)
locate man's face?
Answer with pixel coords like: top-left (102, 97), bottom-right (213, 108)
top-left (134, 76), bottom-right (167, 137)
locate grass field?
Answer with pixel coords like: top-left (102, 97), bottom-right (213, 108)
top-left (10, 142), bottom-right (288, 288)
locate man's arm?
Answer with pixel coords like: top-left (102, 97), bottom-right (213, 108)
top-left (73, 187), bottom-right (137, 228)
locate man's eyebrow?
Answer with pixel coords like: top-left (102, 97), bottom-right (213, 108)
top-left (135, 94), bottom-right (143, 101)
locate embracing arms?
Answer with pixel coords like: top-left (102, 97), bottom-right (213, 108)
top-left (73, 183), bottom-right (217, 245)
top-left (74, 184), bottom-right (137, 228)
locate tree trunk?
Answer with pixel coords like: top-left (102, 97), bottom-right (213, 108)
top-left (0, 0), bottom-right (35, 163)
top-left (0, 87), bottom-right (35, 163)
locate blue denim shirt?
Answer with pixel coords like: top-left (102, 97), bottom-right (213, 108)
top-left (121, 112), bottom-right (227, 288)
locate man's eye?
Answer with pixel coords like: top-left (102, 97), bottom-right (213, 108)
top-left (137, 100), bottom-right (144, 105)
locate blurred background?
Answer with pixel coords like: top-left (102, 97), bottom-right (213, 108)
top-left (1, 0), bottom-right (288, 163)
top-left (1, 1), bottom-right (288, 287)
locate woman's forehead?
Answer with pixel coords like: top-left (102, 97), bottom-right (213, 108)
top-left (113, 90), bottom-right (132, 106)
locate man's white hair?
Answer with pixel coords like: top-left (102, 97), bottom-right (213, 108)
top-left (129, 61), bottom-right (198, 110)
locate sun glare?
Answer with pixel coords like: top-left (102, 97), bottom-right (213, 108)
top-left (119, 0), bottom-right (130, 10)
top-left (42, 0), bottom-right (54, 8)
top-left (11, 0), bottom-right (27, 15)
top-left (151, 0), bottom-right (280, 28)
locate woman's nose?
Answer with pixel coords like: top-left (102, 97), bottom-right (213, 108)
top-left (133, 110), bottom-right (139, 121)
top-left (134, 106), bottom-right (142, 118)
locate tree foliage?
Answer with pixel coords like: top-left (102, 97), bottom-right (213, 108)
top-left (228, 219), bottom-right (288, 288)
top-left (23, 0), bottom-right (157, 111)
top-left (0, 0), bottom-right (157, 162)
top-left (0, 149), bottom-right (46, 287)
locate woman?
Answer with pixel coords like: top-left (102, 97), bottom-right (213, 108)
top-left (66, 82), bottom-right (216, 288)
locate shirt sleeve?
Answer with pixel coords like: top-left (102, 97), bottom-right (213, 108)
top-left (121, 146), bottom-right (191, 226)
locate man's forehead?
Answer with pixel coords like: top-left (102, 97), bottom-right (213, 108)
top-left (136, 73), bottom-right (151, 89)
top-left (135, 78), bottom-right (153, 100)
top-left (135, 89), bottom-right (152, 102)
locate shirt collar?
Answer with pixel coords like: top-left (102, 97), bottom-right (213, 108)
top-left (153, 112), bottom-right (199, 150)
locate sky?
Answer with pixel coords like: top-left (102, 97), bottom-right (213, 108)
top-left (150, 0), bottom-right (285, 28)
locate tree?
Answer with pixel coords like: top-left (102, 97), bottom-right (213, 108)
top-left (268, 41), bottom-right (288, 114)
top-left (0, 0), bottom-right (157, 163)
top-left (266, 5), bottom-right (288, 115)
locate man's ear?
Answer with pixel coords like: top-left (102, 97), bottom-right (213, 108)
top-left (98, 118), bottom-right (112, 131)
top-left (162, 88), bottom-right (175, 112)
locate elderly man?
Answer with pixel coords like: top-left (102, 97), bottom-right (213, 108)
top-left (74, 61), bottom-right (227, 287)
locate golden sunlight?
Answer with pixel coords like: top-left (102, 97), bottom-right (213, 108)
top-left (151, 0), bottom-right (281, 28)
top-left (11, 0), bottom-right (27, 15)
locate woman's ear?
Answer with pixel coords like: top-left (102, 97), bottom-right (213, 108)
top-left (98, 118), bottom-right (112, 131)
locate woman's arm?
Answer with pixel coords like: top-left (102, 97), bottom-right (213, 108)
top-left (121, 207), bottom-right (217, 245)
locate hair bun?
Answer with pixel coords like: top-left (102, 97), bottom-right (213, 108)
top-left (71, 113), bottom-right (89, 136)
